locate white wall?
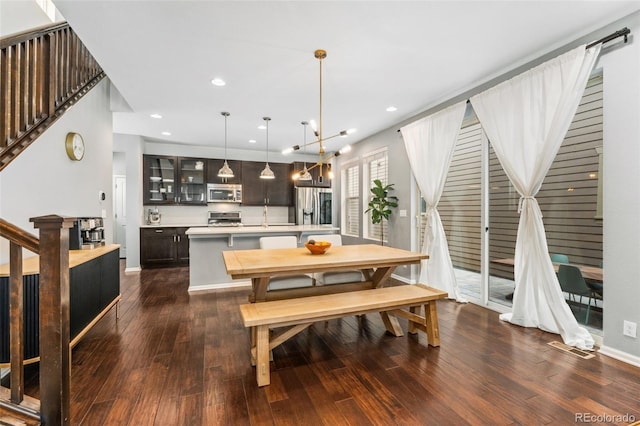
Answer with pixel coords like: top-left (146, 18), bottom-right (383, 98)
top-left (599, 15), bottom-right (640, 362)
top-left (0, 79), bottom-right (114, 264)
top-left (112, 134), bottom-right (143, 271)
top-left (0, 0), bottom-right (57, 37)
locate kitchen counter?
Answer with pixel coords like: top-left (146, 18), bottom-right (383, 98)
top-left (140, 223), bottom-right (206, 228)
top-left (0, 245), bottom-right (120, 364)
top-left (186, 224), bottom-right (339, 292)
top-left (0, 244), bottom-right (120, 276)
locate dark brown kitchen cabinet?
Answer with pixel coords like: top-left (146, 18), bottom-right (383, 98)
top-left (143, 155), bottom-right (206, 205)
top-left (241, 161), bottom-right (293, 206)
top-left (140, 227), bottom-right (189, 268)
top-left (207, 159), bottom-right (242, 184)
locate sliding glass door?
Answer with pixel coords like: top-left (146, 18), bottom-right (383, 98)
top-left (416, 73), bottom-right (603, 332)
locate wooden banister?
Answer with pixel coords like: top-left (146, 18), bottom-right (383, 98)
top-left (0, 22), bottom-right (104, 171)
top-left (0, 215), bottom-right (75, 425)
top-left (0, 218), bottom-right (40, 254)
top-left (31, 215), bottom-right (75, 425)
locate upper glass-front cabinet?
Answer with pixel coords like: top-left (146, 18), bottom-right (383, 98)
top-left (144, 155), bottom-right (177, 204)
top-left (143, 155), bottom-right (207, 205)
top-left (177, 157), bottom-right (206, 205)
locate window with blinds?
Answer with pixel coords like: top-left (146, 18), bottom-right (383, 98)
top-left (341, 163), bottom-right (360, 237)
top-left (363, 148), bottom-right (389, 242)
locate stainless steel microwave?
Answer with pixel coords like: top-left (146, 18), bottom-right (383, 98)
top-left (207, 183), bottom-right (242, 203)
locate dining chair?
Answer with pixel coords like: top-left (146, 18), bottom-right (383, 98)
top-left (557, 264), bottom-right (592, 324)
top-left (550, 253), bottom-right (570, 263)
top-left (259, 236), bottom-right (313, 290)
top-left (306, 234), bottom-right (365, 285)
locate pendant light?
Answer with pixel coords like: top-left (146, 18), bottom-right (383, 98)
top-left (217, 111), bottom-right (234, 178)
top-left (295, 121), bottom-right (313, 181)
top-left (260, 117), bottom-right (275, 179)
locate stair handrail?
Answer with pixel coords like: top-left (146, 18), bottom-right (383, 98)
top-left (0, 218), bottom-right (40, 254)
top-left (0, 21), bottom-right (105, 171)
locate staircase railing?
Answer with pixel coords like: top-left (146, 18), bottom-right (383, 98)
top-left (0, 22), bottom-right (105, 171)
top-left (0, 215), bottom-right (75, 425)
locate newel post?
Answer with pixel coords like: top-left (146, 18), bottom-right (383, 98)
top-left (30, 215), bottom-right (75, 426)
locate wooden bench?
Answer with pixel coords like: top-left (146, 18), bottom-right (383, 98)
top-left (239, 284), bottom-right (448, 386)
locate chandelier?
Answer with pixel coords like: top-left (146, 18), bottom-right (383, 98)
top-left (284, 49), bottom-right (354, 181)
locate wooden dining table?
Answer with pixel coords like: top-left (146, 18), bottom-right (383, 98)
top-left (492, 258), bottom-right (603, 282)
top-left (223, 244), bottom-right (429, 336)
top-left (223, 243), bottom-right (429, 301)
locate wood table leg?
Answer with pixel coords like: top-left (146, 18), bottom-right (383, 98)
top-left (371, 266), bottom-right (396, 288)
top-left (256, 325), bottom-right (271, 386)
top-left (252, 277), bottom-right (271, 302)
top-left (423, 301), bottom-right (441, 347)
top-left (380, 311), bottom-right (404, 336)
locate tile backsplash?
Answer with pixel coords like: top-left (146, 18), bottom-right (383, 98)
top-left (147, 204), bottom-right (293, 226)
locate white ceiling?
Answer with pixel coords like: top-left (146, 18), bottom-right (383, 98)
top-left (52, 0), bottom-right (640, 154)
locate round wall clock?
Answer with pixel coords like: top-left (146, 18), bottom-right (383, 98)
top-left (65, 132), bottom-right (85, 161)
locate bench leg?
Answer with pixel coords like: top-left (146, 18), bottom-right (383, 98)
top-left (423, 301), bottom-right (440, 347)
top-left (250, 326), bottom-right (256, 366)
top-left (408, 306), bottom-right (420, 334)
top-left (380, 311), bottom-right (404, 337)
top-left (256, 325), bottom-right (271, 386)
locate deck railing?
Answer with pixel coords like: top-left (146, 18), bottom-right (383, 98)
top-left (0, 215), bottom-right (75, 425)
top-left (0, 22), bottom-right (104, 171)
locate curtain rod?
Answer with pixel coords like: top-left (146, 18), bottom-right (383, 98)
top-left (587, 27), bottom-right (630, 49)
top-left (395, 27), bottom-right (632, 133)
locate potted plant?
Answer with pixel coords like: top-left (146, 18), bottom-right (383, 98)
top-left (365, 179), bottom-right (398, 245)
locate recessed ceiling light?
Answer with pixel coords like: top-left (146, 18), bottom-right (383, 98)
top-left (161, 131), bottom-right (171, 136)
top-left (257, 125), bottom-right (266, 130)
top-left (386, 106), bottom-right (397, 112)
top-left (211, 78), bottom-right (226, 86)
top-left (150, 113), bottom-right (162, 119)
top-left (249, 139), bottom-right (257, 144)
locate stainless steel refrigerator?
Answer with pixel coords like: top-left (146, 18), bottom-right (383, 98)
top-left (295, 187), bottom-right (332, 225)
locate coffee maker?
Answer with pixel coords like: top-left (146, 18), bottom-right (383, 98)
top-left (69, 217), bottom-right (105, 250)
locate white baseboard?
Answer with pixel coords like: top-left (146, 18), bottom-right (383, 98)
top-left (124, 266), bottom-right (142, 273)
top-left (188, 280), bottom-right (252, 293)
top-left (598, 345), bottom-right (640, 368)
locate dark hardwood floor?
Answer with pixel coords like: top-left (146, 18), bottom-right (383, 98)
top-left (21, 261), bottom-right (640, 425)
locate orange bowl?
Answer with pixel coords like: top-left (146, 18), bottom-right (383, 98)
top-left (305, 241), bottom-right (331, 255)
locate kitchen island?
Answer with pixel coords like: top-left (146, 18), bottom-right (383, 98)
top-left (186, 225), bottom-right (338, 291)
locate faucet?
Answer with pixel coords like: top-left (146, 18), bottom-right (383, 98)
top-left (262, 205), bottom-right (268, 227)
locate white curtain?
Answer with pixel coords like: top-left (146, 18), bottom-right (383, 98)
top-left (401, 101), bottom-right (467, 301)
top-left (470, 44), bottom-right (601, 350)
